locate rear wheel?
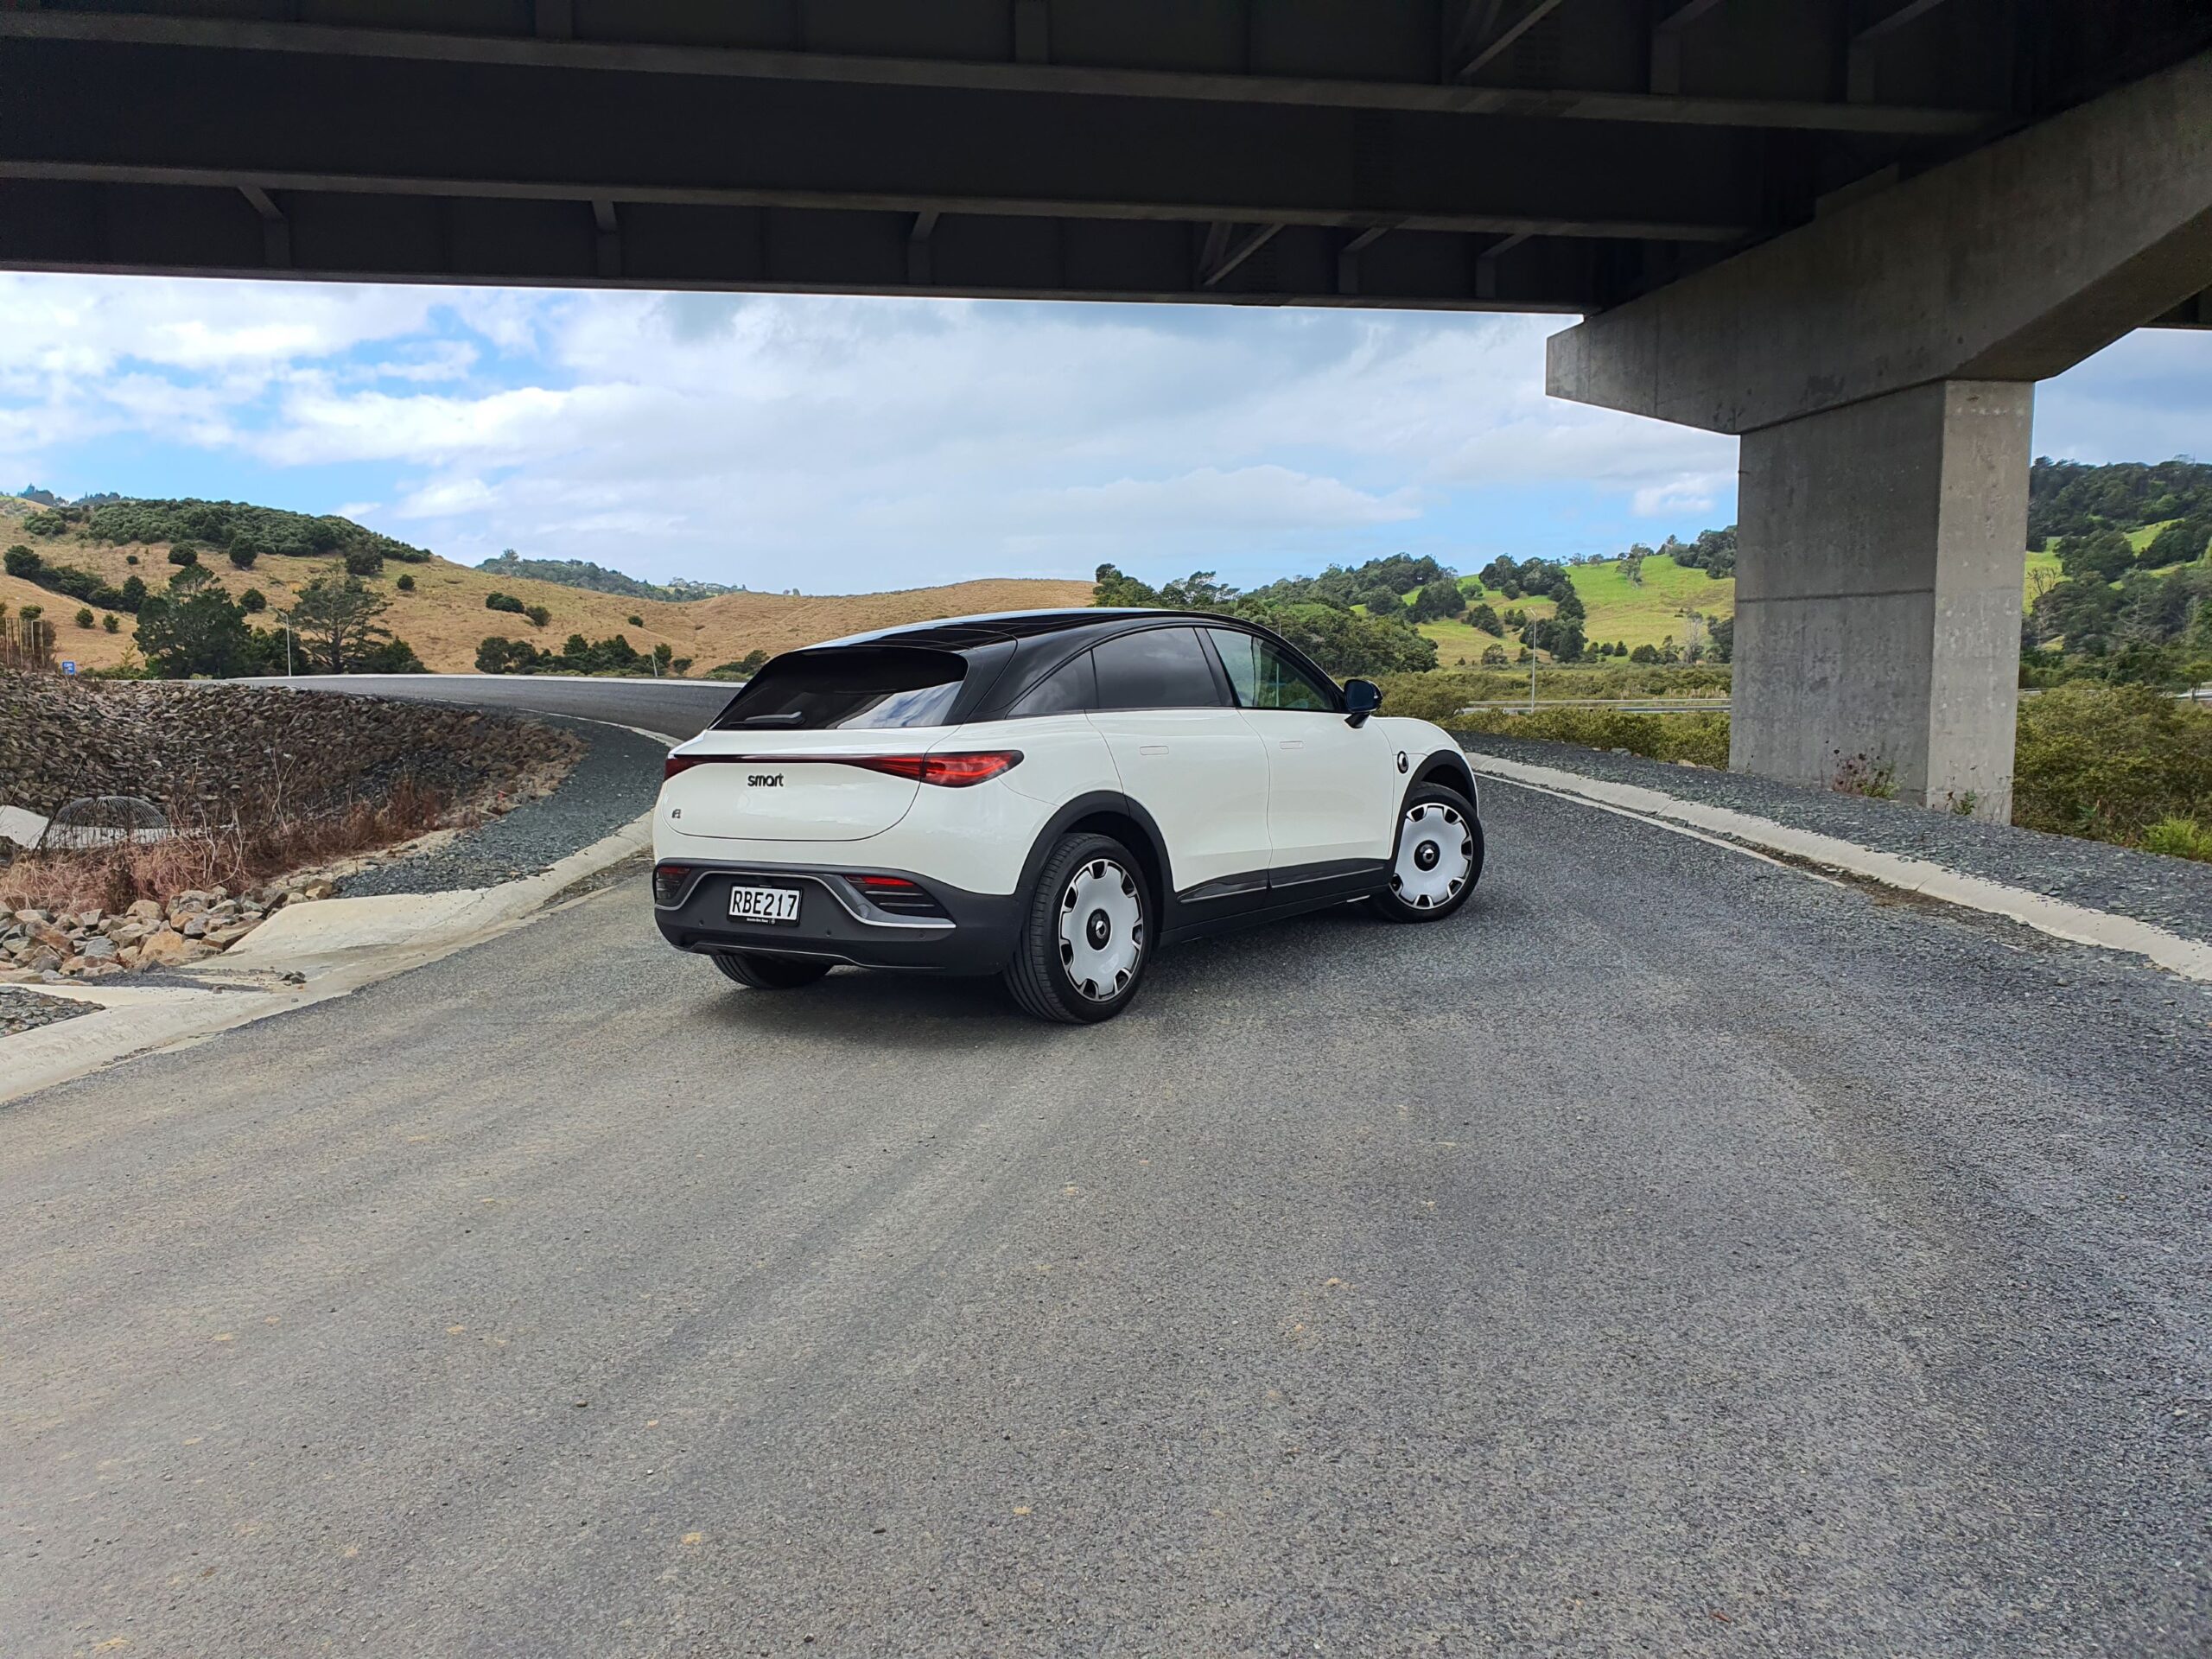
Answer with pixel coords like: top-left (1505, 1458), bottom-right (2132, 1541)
top-left (1003, 832), bottom-right (1150, 1024)
top-left (712, 950), bottom-right (833, 990)
top-left (1371, 785), bottom-right (1482, 923)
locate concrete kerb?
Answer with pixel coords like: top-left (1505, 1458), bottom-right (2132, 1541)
top-left (1466, 752), bottom-right (2212, 985)
top-left (1, 720), bottom-right (676, 1107)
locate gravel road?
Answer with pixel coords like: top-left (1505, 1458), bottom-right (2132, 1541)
top-left (4, 760), bottom-right (2207, 1655)
top-left (1459, 731), bottom-right (2212, 944)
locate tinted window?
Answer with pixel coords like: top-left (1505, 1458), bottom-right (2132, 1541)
top-left (1092, 627), bottom-right (1227, 710)
top-left (1007, 651), bottom-right (1097, 717)
top-left (713, 647), bottom-right (964, 730)
top-left (1206, 629), bottom-right (1337, 711)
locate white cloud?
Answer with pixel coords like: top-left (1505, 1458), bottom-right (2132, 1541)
top-left (3, 270), bottom-right (2208, 593)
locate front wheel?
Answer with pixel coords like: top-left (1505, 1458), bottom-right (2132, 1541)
top-left (1003, 832), bottom-right (1151, 1023)
top-left (712, 950), bottom-right (833, 990)
top-left (1371, 785), bottom-right (1482, 923)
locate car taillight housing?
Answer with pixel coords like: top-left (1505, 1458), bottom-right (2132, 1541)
top-left (843, 751), bottom-right (1022, 787)
top-left (652, 863), bottom-right (691, 906)
top-left (660, 751), bottom-right (1020, 786)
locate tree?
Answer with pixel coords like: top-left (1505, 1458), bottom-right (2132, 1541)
top-left (477, 635), bottom-right (549, 674)
top-left (3, 543), bottom-right (36, 578)
top-left (227, 543), bottom-right (258, 570)
top-left (285, 575), bottom-right (399, 673)
top-left (486, 590), bottom-right (526, 614)
top-left (343, 546), bottom-right (385, 577)
top-left (1620, 549), bottom-right (1646, 586)
top-left (1707, 616), bottom-right (1734, 664)
top-left (1408, 577), bottom-right (1467, 622)
top-left (396, 572), bottom-right (416, 592)
top-left (1480, 643), bottom-right (1508, 666)
top-left (2143, 517), bottom-right (2210, 568)
top-left (1630, 643), bottom-right (1661, 664)
top-left (2056, 529), bottom-right (2135, 584)
top-left (238, 588), bottom-right (267, 613)
top-left (73, 607), bottom-right (94, 629)
top-left (118, 575), bottom-right (147, 610)
top-left (168, 544), bottom-right (199, 568)
top-left (102, 613), bottom-right (119, 633)
top-left (135, 582), bottom-right (257, 678)
top-left (1466, 602), bottom-right (1503, 637)
top-left (524, 604), bottom-right (551, 628)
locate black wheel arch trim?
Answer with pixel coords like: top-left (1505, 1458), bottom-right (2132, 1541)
top-left (1407, 747), bottom-right (1478, 815)
top-left (1014, 789), bottom-right (1177, 926)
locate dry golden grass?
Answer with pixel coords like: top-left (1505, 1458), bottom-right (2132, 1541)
top-left (0, 499), bottom-right (1093, 674)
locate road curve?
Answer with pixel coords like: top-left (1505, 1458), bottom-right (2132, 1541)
top-left (5, 677), bottom-right (2209, 1656)
top-left (259, 671), bottom-right (736, 739)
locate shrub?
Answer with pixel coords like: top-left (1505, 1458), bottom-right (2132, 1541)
top-left (19, 603), bottom-right (41, 621)
top-left (102, 613), bottom-right (119, 633)
top-left (168, 545), bottom-right (199, 568)
top-left (126, 553), bottom-right (139, 565)
top-left (486, 591), bottom-right (526, 614)
top-left (396, 573), bottom-right (415, 592)
top-left (3, 543), bottom-right (36, 578)
top-left (344, 547), bottom-right (385, 577)
top-left (627, 613), bottom-right (644, 627)
top-left (2141, 817), bottom-right (2212, 861)
top-left (2013, 683), bottom-right (2212, 849)
top-left (238, 588), bottom-right (267, 613)
top-left (524, 604), bottom-right (551, 628)
top-left (227, 543), bottom-right (258, 569)
top-left (73, 607), bottom-right (94, 629)
top-left (1452, 706), bottom-right (1732, 769)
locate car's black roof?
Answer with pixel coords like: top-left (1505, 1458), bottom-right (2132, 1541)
top-left (810, 607), bottom-right (1218, 652)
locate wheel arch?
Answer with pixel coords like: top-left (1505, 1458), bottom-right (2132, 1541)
top-left (1014, 790), bottom-right (1174, 918)
top-left (1409, 747), bottom-right (1478, 816)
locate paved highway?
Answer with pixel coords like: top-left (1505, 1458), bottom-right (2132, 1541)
top-left (5, 677), bottom-right (2209, 1656)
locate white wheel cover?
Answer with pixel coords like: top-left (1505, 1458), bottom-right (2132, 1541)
top-left (1390, 804), bottom-right (1473, 909)
top-left (1058, 858), bottom-right (1144, 1000)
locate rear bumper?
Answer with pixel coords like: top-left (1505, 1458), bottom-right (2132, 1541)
top-left (652, 860), bottom-right (1020, 975)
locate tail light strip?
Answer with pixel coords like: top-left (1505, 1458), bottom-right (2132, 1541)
top-left (664, 751), bottom-right (1021, 787)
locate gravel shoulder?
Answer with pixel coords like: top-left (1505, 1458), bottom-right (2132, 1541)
top-left (338, 715), bottom-right (665, 899)
top-left (1458, 731), bottom-right (2212, 945)
top-left (0, 986), bottom-right (92, 1036)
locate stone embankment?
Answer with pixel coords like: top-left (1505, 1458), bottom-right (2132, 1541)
top-left (1, 876), bottom-right (336, 983)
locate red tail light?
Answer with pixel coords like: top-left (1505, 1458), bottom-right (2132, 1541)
top-left (661, 751), bottom-right (1020, 786)
top-left (844, 751), bottom-right (1023, 787)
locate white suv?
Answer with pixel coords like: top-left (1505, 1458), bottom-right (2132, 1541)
top-left (652, 609), bottom-right (1483, 1022)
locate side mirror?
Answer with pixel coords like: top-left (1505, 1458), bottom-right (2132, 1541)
top-left (1343, 677), bottom-right (1382, 726)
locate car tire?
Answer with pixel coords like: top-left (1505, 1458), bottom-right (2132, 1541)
top-left (1003, 832), bottom-right (1151, 1024)
top-left (1371, 784), bottom-right (1483, 923)
top-left (712, 950), bottom-right (834, 990)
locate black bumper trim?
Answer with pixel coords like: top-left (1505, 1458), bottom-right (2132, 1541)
top-left (653, 859), bottom-right (1020, 975)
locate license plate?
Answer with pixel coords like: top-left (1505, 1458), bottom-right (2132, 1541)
top-left (728, 884), bottom-right (802, 925)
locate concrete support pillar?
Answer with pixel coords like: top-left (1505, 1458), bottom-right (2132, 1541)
top-left (1733, 382), bottom-right (2031, 818)
top-left (1547, 50), bottom-right (2212, 816)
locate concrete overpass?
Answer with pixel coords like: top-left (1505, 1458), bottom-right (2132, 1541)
top-left (3, 1), bottom-right (2209, 816)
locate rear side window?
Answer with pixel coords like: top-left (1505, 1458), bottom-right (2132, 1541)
top-left (1206, 629), bottom-right (1337, 712)
top-left (1092, 627), bottom-right (1228, 710)
top-left (713, 647), bottom-right (965, 730)
top-left (1007, 652), bottom-right (1097, 717)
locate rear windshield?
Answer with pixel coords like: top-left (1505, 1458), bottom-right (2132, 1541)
top-left (713, 647), bottom-right (967, 731)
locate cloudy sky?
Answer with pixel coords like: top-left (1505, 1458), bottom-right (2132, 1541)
top-left (1, 272), bottom-right (2205, 594)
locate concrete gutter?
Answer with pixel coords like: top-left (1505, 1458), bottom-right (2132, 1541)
top-left (2, 720), bottom-right (671, 1107)
top-left (1467, 752), bottom-right (2212, 985)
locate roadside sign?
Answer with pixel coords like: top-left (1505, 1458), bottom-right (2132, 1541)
top-left (60, 660), bottom-right (77, 675)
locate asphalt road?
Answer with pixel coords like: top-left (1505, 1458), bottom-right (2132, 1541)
top-left (6, 680), bottom-right (2210, 1656)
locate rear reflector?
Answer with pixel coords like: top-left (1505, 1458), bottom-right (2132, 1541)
top-left (661, 750), bottom-right (1020, 786)
top-left (652, 863), bottom-right (691, 906)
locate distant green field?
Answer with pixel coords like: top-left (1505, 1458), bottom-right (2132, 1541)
top-left (1417, 544), bottom-right (2126, 664)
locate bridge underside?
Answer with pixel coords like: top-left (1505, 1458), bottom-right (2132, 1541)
top-left (0, 1), bottom-right (2205, 315)
top-left (3, 2), bottom-right (2211, 818)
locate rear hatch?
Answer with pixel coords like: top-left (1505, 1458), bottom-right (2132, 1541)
top-left (662, 645), bottom-right (968, 842)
